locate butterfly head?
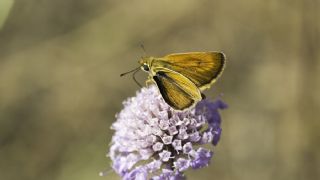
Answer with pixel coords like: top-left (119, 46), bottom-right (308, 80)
top-left (139, 57), bottom-right (152, 72)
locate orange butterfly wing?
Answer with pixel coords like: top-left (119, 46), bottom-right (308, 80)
top-left (152, 52), bottom-right (226, 90)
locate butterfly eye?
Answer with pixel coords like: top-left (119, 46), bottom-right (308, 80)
top-left (143, 64), bottom-right (150, 71)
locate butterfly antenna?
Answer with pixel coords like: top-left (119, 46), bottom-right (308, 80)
top-left (120, 66), bottom-right (141, 77)
top-left (140, 43), bottom-right (147, 57)
top-left (120, 66), bottom-right (142, 88)
top-left (132, 69), bottom-right (142, 88)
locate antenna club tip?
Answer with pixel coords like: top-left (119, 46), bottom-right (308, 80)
top-left (120, 66), bottom-right (141, 77)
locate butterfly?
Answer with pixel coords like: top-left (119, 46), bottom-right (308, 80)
top-left (121, 52), bottom-right (226, 111)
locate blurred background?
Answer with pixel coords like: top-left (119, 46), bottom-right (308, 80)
top-left (0, 0), bottom-right (319, 180)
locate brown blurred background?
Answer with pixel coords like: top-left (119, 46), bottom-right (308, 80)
top-left (0, 0), bottom-right (319, 180)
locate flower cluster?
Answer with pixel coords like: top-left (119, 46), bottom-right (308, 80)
top-left (107, 86), bottom-right (227, 179)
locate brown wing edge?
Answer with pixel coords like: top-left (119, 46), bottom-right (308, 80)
top-left (199, 52), bottom-right (226, 90)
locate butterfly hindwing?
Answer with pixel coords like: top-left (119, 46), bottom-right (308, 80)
top-left (152, 52), bottom-right (226, 90)
top-left (152, 68), bottom-right (202, 110)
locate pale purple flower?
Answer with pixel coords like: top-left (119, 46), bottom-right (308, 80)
top-left (107, 86), bottom-right (227, 180)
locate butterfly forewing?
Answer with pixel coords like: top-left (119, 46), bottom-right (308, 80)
top-left (152, 52), bottom-right (225, 90)
top-left (152, 68), bottom-right (201, 110)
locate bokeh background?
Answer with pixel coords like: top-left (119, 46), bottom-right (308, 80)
top-left (0, 0), bottom-right (319, 180)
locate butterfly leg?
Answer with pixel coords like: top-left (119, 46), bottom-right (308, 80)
top-left (146, 76), bottom-right (154, 87)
